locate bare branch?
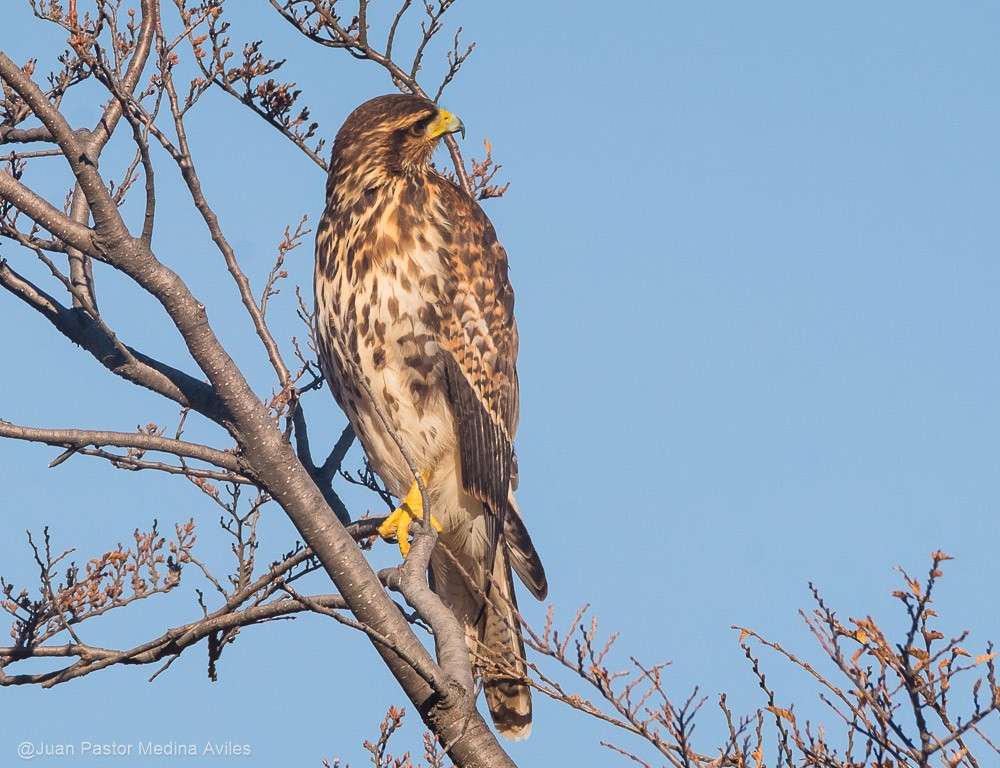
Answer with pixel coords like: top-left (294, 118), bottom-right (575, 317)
top-left (268, 0), bottom-right (472, 192)
top-left (0, 260), bottom-right (228, 420)
top-left (0, 592), bottom-right (347, 688)
top-left (0, 125), bottom-right (55, 144)
top-left (148, 9), bottom-right (291, 388)
top-left (0, 167), bottom-right (98, 253)
top-left (0, 419), bottom-right (247, 476)
top-left (0, 52), bottom-right (125, 240)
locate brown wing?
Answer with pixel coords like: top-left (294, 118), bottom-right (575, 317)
top-left (437, 182), bottom-right (519, 556)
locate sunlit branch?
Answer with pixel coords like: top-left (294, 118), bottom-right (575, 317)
top-left (0, 419), bottom-right (246, 476)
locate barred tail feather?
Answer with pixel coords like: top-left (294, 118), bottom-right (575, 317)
top-left (429, 537), bottom-right (533, 740)
top-left (482, 545), bottom-right (532, 740)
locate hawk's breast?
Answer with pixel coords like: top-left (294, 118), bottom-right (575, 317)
top-left (315, 179), bottom-right (458, 496)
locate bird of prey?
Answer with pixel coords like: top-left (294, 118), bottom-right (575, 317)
top-left (314, 94), bottom-right (547, 739)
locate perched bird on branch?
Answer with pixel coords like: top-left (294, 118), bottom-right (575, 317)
top-left (314, 94), bottom-right (547, 739)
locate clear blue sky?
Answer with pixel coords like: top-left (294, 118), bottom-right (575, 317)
top-left (2, 2), bottom-right (999, 765)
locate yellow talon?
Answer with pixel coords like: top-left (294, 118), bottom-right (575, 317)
top-left (377, 474), bottom-right (442, 558)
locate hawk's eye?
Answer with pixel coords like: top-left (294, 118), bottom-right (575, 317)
top-left (409, 118), bottom-right (430, 137)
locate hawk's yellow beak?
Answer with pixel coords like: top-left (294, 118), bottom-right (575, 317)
top-left (429, 109), bottom-right (465, 140)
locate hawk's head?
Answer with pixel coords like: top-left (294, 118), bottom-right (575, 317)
top-left (330, 94), bottom-right (464, 185)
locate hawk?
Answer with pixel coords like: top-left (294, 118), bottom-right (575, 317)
top-left (314, 94), bottom-right (547, 739)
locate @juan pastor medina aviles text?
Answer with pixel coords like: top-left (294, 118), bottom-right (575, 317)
top-left (17, 741), bottom-right (252, 759)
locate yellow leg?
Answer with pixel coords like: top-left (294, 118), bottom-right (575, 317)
top-left (377, 473), bottom-right (443, 558)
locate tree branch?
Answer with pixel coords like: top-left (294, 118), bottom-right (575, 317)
top-left (292, 400), bottom-right (353, 523)
top-left (0, 126), bottom-right (55, 144)
top-left (382, 530), bottom-right (476, 698)
top-left (0, 419), bottom-right (246, 476)
top-left (0, 593), bottom-right (348, 688)
top-left (0, 260), bottom-right (229, 422)
top-left (0, 52), bottom-right (126, 241)
top-left (0, 169), bottom-right (98, 254)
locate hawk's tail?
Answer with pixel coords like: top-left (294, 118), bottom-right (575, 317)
top-left (481, 544), bottom-right (532, 740)
top-left (429, 532), bottom-right (534, 740)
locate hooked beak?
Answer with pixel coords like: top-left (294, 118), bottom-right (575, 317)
top-left (429, 108), bottom-right (465, 140)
